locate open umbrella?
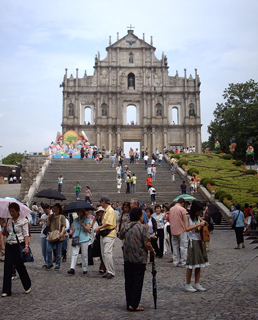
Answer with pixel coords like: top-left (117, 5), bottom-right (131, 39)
top-left (0, 198), bottom-right (32, 218)
top-left (63, 201), bottom-right (95, 213)
top-left (35, 189), bottom-right (67, 201)
top-left (152, 261), bottom-right (157, 309)
top-left (173, 194), bottom-right (196, 202)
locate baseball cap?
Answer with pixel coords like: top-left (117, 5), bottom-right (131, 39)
top-left (99, 196), bottom-right (110, 204)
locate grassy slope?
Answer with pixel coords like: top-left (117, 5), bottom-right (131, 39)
top-left (176, 153), bottom-right (258, 208)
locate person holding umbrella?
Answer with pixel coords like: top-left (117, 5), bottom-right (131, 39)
top-left (120, 207), bottom-right (156, 311)
top-left (67, 208), bottom-right (91, 275)
top-left (1, 202), bottom-right (31, 297)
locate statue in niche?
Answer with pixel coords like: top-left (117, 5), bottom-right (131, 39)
top-left (128, 76), bottom-right (134, 88)
top-left (68, 104), bottom-right (74, 116)
top-left (189, 104), bottom-right (195, 116)
top-left (157, 108), bottom-right (162, 116)
top-left (129, 52), bottom-right (133, 63)
top-left (102, 108), bottom-right (107, 116)
top-left (101, 71), bottom-right (108, 86)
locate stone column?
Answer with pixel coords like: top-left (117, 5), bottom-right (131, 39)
top-left (151, 94), bottom-right (155, 119)
top-left (96, 93), bottom-right (100, 124)
top-left (196, 130), bottom-right (201, 153)
top-left (143, 128), bottom-right (148, 149)
top-left (108, 129), bottom-right (112, 151)
top-left (96, 127), bottom-right (101, 147)
top-left (108, 94), bottom-right (112, 124)
top-left (163, 128), bottom-right (168, 149)
top-left (116, 93), bottom-right (120, 125)
top-left (152, 127), bottom-right (156, 154)
top-left (163, 94), bottom-right (167, 125)
top-left (116, 127), bottom-right (121, 148)
top-left (185, 130), bottom-right (190, 149)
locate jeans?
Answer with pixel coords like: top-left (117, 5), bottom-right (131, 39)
top-left (159, 159), bottom-right (163, 167)
top-left (46, 240), bottom-right (63, 266)
top-left (32, 212), bottom-right (37, 225)
top-left (58, 183), bottom-right (62, 192)
top-left (131, 184), bottom-right (136, 194)
top-left (85, 196), bottom-right (93, 204)
top-left (76, 191), bottom-right (80, 198)
top-left (152, 172), bottom-right (156, 181)
top-left (41, 236), bottom-right (47, 263)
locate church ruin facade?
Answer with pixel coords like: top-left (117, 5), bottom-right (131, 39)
top-left (60, 29), bottom-right (202, 153)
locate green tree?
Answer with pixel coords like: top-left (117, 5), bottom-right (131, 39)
top-left (208, 80), bottom-right (258, 160)
top-left (2, 152), bottom-right (23, 165)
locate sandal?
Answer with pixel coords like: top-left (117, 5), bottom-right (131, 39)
top-left (128, 306), bottom-right (145, 312)
top-left (99, 270), bottom-right (105, 274)
top-left (234, 247), bottom-right (240, 250)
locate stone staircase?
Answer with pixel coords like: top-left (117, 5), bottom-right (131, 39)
top-left (30, 157), bottom-right (231, 232)
top-left (32, 158), bottom-right (205, 206)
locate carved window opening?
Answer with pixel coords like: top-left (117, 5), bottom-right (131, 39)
top-left (127, 104), bottom-right (137, 125)
top-left (68, 103), bottom-right (74, 117)
top-left (128, 72), bottom-right (135, 89)
top-left (84, 107), bottom-right (91, 125)
top-left (172, 107), bottom-right (178, 125)
top-left (129, 52), bottom-right (133, 63)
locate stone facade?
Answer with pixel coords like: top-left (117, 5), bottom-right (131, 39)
top-left (60, 30), bottom-right (202, 153)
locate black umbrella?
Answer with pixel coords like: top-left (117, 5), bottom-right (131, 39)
top-left (63, 201), bottom-right (95, 213)
top-left (35, 189), bottom-right (67, 201)
top-left (152, 261), bottom-right (157, 309)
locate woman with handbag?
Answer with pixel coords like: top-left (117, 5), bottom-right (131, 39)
top-left (1, 202), bottom-right (31, 297)
top-left (67, 209), bottom-right (91, 275)
top-left (231, 204), bottom-right (247, 249)
top-left (184, 201), bottom-right (209, 292)
top-left (46, 203), bottom-right (66, 270)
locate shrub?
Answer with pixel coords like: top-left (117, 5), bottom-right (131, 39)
top-left (224, 193), bottom-right (233, 200)
top-left (215, 190), bottom-right (224, 199)
top-left (246, 170), bottom-right (257, 175)
top-left (178, 158), bottom-right (188, 167)
top-left (215, 150), bottom-right (223, 154)
top-left (173, 154), bottom-right (180, 160)
top-left (222, 154), bottom-right (233, 160)
top-left (187, 168), bottom-right (200, 176)
top-left (219, 193), bottom-right (227, 202)
top-left (234, 160), bottom-right (244, 166)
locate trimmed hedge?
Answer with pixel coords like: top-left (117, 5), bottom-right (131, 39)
top-left (201, 178), bottom-right (215, 187)
top-left (246, 170), bottom-right (257, 175)
top-left (178, 158), bottom-right (188, 167)
top-left (187, 168), bottom-right (200, 176)
top-left (222, 154), bottom-right (233, 160)
top-left (173, 154), bottom-right (180, 160)
top-left (234, 160), bottom-right (244, 166)
top-left (215, 150), bottom-right (223, 154)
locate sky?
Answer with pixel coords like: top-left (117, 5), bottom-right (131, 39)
top-left (1, 0), bottom-right (258, 159)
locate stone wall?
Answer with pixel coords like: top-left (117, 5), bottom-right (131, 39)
top-left (19, 154), bottom-right (49, 202)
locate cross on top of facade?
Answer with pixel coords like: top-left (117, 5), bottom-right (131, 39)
top-left (127, 24), bottom-right (135, 31)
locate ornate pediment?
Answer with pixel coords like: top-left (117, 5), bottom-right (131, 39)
top-left (107, 31), bottom-right (155, 50)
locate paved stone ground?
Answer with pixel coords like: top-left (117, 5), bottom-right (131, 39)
top-left (0, 228), bottom-right (258, 320)
top-left (0, 184), bottom-right (20, 199)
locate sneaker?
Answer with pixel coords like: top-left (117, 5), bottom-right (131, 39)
top-left (193, 283), bottom-right (206, 291)
top-left (82, 271), bottom-right (87, 274)
top-left (1, 293), bottom-right (11, 297)
top-left (185, 284), bottom-right (197, 292)
top-left (24, 287), bottom-right (31, 294)
top-left (42, 264), bottom-right (48, 269)
top-left (11, 276), bottom-right (17, 280)
top-left (46, 265), bottom-right (53, 270)
top-left (54, 266), bottom-right (60, 270)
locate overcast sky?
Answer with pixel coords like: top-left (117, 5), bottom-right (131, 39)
top-left (1, 0), bottom-right (258, 158)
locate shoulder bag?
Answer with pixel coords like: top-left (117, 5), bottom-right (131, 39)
top-left (200, 225), bottom-right (210, 242)
top-left (12, 222), bottom-right (34, 263)
top-left (47, 216), bottom-right (61, 242)
top-left (99, 227), bottom-right (115, 237)
top-left (72, 219), bottom-right (82, 247)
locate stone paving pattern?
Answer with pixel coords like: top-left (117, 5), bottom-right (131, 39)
top-left (0, 229), bottom-right (258, 320)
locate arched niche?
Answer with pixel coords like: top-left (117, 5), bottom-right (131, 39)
top-left (101, 103), bottom-right (108, 116)
top-left (128, 72), bottom-right (135, 89)
top-left (68, 103), bottom-right (74, 117)
top-left (156, 103), bottom-right (162, 117)
top-left (189, 103), bottom-right (195, 116)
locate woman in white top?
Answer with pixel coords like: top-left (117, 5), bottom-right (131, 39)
top-left (184, 201), bottom-right (209, 293)
top-left (2, 202), bottom-right (31, 297)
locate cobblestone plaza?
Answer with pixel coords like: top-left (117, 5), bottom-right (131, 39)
top-left (1, 230), bottom-right (257, 319)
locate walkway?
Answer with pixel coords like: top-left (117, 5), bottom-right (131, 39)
top-left (0, 229), bottom-right (257, 319)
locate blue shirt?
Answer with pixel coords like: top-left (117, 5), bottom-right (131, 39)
top-left (128, 209), bottom-right (148, 225)
top-left (231, 210), bottom-right (245, 227)
top-left (73, 217), bottom-right (90, 243)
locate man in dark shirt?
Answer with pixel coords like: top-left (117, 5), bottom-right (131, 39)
top-left (180, 181), bottom-right (187, 194)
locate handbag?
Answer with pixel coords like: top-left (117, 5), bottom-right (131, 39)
top-left (71, 218), bottom-right (83, 247)
top-left (200, 225), bottom-right (210, 242)
top-left (47, 216), bottom-right (61, 242)
top-left (232, 211), bottom-right (240, 230)
top-left (12, 222), bottom-right (34, 263)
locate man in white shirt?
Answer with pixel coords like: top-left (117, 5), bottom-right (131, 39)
top-left (158, 153), bottom-right (163, 167)
top-left (143, 154), bottom-right (149, 168)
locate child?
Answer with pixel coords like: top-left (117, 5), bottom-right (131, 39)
top-left (117, 176), bottom-right (122, 193)
top-left (74, 182), bottom-right (81, 200)
top-left (170, 166), bottom-right (175, 182)
top-left (152, 164), bottom-right (157, 181)
top-left (146, 174), bottom-right (153, 190)
top-left (148, 187), bottom-right (156, 205)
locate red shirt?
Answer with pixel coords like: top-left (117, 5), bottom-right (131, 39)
top-left (146, 177), bottom-right (153, 186)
